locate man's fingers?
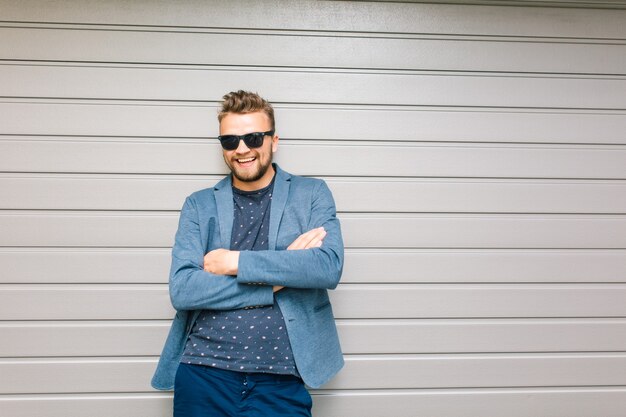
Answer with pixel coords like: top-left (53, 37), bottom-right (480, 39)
top-left (287, 227), bottom-right (325, 250)
top-left (303, 229), bottom-right (326, 249)
top-left (286, 234), bottom-right (306, 250)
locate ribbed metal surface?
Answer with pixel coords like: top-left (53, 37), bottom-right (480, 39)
top-left (0, 1), bottom-right (624, 416)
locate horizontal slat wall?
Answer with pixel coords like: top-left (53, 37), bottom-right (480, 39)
top-left (2, 284), bottom-right (626, 320)
top-left (3, 26), bottom-right (626, 74)
top-left (3, 64), bottom-right (626, 108)
top-left (1, 0), bottom-right (625, 38)
top-left (1, 1), bottom-right (625, 416)
top-left (3, 389), bottom-right (626, 417)
top-left (5, 174), bottom-right (626, 213)
top-left (2, 212), bottom-right (625, 248)
top-left (2, 138), bottom-right (626, 178)
top-left (4, 318), bottom-right (626, 357)
top-left (3, 101), bottom-right (626, 144)
top-left (1, 248), bottom-right (625, 284)
top-left (4, 353), bottom-right (626, 393)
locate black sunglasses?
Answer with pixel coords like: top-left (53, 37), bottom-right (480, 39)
top-left (217, 130), bottom-right (275, 151)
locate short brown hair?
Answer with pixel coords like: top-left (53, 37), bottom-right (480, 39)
top-left (218, 90), bottom-right (275, 130)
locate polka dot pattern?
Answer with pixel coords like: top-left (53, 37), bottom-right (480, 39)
top-left (181, 178), bottom-right (299, 376)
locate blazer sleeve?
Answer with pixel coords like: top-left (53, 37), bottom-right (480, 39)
top-left (169, 196), bottom-right (274, 311)
top-left (236, 180), bottom-right (344, 290)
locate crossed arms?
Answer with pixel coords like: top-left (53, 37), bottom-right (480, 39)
top-left (204, 227), bottom-right (327, 293)
top-left (169, 181), bottom-right (344, 311)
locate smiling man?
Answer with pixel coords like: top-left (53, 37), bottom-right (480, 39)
top-left (152, 90), bottom-right (345, 417)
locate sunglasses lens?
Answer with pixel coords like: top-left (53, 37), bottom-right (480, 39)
top-left (219, 135), bottom-right (239, 150)
top-left (243, 133), bottom-right (264, 148)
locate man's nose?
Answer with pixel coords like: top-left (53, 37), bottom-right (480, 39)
top-left (235, 138), bottom-right (250, 153)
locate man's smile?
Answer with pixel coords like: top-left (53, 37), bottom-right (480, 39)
top-left (235, 156), bottom-right (257, 167)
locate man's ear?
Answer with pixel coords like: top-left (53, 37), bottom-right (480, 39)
top-left (271, 135), bottom-right (279, 152)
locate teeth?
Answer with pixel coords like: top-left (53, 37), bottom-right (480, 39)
top-left (237, 157), bottom-right (255, 163)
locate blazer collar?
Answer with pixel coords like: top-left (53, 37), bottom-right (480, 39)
top-left (268, 165), bottom-right (291, 250)
top-left (213, 164), bottom-right (291, 250)
top-left (213, 174), bottom-right (234, 249)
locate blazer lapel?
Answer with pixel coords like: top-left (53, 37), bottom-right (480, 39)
top-left (214, 175), bottom-right (234, 249)
top-left (268, 165), bottom-right (291, 250)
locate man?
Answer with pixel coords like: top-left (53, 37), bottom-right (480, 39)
top-left (151, 90), bottom-right (345, 417)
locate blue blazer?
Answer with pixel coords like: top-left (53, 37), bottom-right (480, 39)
top-left (151, 165), bottom-right (345, 390)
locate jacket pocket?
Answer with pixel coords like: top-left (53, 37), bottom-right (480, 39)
top-left (313, 301), bottom-right (331, 313)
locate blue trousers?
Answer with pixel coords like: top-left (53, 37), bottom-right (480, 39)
top-left (174, 363), bottom-right (313, 417)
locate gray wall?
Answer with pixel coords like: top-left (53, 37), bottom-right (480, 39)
top-left (1, 1), bottom-right (625, 416)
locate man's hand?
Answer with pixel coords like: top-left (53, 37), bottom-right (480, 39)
top-left (204, 248), bottom-right (239, 276)
top-left (273, 227), bottom-right (327, 293)
top-left (287, 227), bottom-right (326, 250)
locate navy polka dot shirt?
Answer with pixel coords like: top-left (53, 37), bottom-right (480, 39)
top-left (181, 178), bottom-right (299, 376)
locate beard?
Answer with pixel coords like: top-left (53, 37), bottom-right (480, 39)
top-left (225, 146), bottom-right (274, 184)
